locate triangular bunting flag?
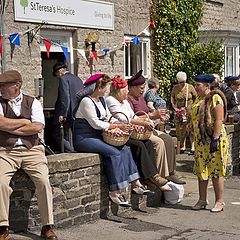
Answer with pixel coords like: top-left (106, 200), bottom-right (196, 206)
top-left (133, 36), bottom-right (140, 45)
top-left (92, 51), bottom-right (98, 62)
top-left (103, 48), bottom-right (110, 55)
top-left (43, 39), bottom-right (52, 58)
top-left (0, 35), bottom-right (2, 55)
top-left (9, 33), bottom-right (20, 46)
top-left (149, 20), bottom-right (155, 28)
top-left (61, 46), bottom-right (69, 62)
top-left (77, 49), bottom-right (88, 62)
top-left (141, 29), bottom-right (150, 36)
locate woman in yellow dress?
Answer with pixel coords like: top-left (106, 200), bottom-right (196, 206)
top-left (191, 74), bottom-right (228, 213)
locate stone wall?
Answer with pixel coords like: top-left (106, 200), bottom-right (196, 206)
top-left (201, 0), bottom-right (240, 31)
top-left (3, 0), bottom-right (151, 93)
top-left (9, 152), bottom-right (161, 233)
top-left (225, 124), bottom-right (240, 176)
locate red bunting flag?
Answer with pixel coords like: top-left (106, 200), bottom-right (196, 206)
top-left (0, 35), bottom-right (2, 55)
top-left (149, 20), bottom-right (155, 28)
top-left (92, 51), bottom-right (98, 62)
top-left (124, 41), bottom-right (130, 45)
top-left (43, 39), bottom-right (52, 58)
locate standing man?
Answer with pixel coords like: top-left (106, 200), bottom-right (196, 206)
top-left (52, 62), bottom-right (84, 152)
top-left (0, 70), bottom-right (58, 239)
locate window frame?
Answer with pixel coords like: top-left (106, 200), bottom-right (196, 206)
top-left (124, 35), bottom-right (151, 80)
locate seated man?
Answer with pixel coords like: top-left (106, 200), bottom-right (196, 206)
top-left (127, 70), bottom-right (186, 185)
top-left (0, 70), bottom-right (58, 240)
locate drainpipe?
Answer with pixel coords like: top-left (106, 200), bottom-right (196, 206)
top-left (0, 0), bottom-right (6, 73)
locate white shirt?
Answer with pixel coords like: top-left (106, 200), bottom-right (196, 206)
top-left (0, 92), bottom-right (45, 145)
top-left (75, 96), bottom-right (111, 130)
top-left (106, 96), bottom-right (135, 121)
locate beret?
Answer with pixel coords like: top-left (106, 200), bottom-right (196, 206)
top-left (128, 70), bottom-right (145, 86)
top-left (0, 70), bottom-right (22, 83)
top-left (224, 76), bottom-right (240, 83)
top-left (84, 73), bottom-right (106, 86)
top-left (193, 74), bottom-right (215, 84)
top-left (52, 62), bottom-right (68, 76)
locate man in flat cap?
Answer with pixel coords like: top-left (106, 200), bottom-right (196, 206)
top-left (0, 70), bottom-right (58, 240)
top-left (52, 62), bottom-right (84, 153)
top-left (127, 70), bottom-right (186, 185)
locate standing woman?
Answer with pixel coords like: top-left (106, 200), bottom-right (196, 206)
top-left (171, 71), bottom-right (197, 153)
top-left (73, 74), bottom-right (150, 207)
top-left (191, 74), bottom-right (228, 212)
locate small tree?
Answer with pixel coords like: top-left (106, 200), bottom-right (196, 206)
top-left (183, 39), bottom-right (224, 83)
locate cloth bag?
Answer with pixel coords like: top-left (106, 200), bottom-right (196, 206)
top-left (164, 182), bottom-right (184, 204)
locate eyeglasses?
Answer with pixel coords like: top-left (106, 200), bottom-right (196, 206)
top-left (179, 81), bottom-right (185, 84)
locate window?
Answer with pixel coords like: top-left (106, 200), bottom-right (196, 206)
top-left (124, 36), bottom-right (151, 79)
top-left (225, 46), bottom-right (239, 77)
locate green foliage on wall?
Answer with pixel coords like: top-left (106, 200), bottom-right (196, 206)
top-left (151, 0), bottom-right (224, 100)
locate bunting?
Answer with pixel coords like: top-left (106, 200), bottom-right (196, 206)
top-left (43, 39), bottom-right (52, 58)
top-left (9, 33), bottom-right (20, 46)
top-left (0, 21), bottom-right (155, 65)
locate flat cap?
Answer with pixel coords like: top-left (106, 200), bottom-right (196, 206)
top-left (0, 70), bottom-right (22, 83)
top-left (193, 74), bottom-right (215, 84)
top-left (128, 70), bottom-right (146, 86)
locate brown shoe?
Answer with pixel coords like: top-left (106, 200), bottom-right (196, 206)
top-left (150, 174), bottom-right (168, 186)
top-left (41, 225), bottom-right (58, 240)
top-left (166, 175), bottom-right (186, 184)
top-left (0, 229), bottom-right (9, 240)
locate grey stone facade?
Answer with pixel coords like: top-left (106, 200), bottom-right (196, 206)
top-left (2, 0), bottom-right (151, 95)
top-left (201, 0), bottom-right (240, 31)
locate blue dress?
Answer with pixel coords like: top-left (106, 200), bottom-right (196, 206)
top-left (73, 96), bottom-right (139, 191)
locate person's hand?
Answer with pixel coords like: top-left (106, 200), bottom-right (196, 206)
top-left (118, 123), bottom-right (131, 133)
top-left (143, 121), bottom-right (154, 130)
top-left (22, 119), bottom-right (31, 125)
top-left (59, 116), bottom-right (66, 124)
top-left (210, 138), bottom-right (219, 153)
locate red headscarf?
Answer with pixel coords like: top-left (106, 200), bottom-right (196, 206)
top-left (111, 75), bottom-right (127, 90)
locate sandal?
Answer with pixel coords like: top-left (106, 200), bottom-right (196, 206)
top-left (210, 201), bottom-right (225, 213)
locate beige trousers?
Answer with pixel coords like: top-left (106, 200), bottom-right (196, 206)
top-left (150, 130), bottom-right (176, 177)
top-left (0, 145), bottom-right (54, 227)
top-left (149, 134), bottom-right (169, 177)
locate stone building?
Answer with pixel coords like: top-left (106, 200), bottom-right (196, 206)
top-left (200, 0), bottom-right (240, 76)
top-left (1, 0), bottom-right (240, 146)
top-left (0, 0), bottom-right (152, 147)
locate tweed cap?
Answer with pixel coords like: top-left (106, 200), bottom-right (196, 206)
top-left (128, 70), bottom-right (146, 86)
top-left (0, 70), bottom-right (22, 83)
top-left (52, 62), bottom-right (67, 76)
top-left (193, 74), bottom-right (215, 84)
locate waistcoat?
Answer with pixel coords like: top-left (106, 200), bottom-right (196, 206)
top-left (0, 94), bottom-right (39, 149)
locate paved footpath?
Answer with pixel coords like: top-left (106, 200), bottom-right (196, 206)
top-left (10, 154), bottom-right (240, 240)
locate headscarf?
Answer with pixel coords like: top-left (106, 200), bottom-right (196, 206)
top-left (111, 75), bottom-right (127, 90)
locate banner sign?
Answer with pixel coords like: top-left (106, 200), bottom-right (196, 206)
top-left (14, 0), bottom-right (114, 30)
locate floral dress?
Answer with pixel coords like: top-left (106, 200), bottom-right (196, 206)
top-left (191, 94), bottom-right (229, 180)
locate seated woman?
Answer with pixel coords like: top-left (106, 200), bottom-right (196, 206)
top-left (144, 78), bottom-right (167, 110)
top-left (73, 74), bottom-right (150, 207)
top-left (106, 75), bottom-right (172, 191)
top-left (127, 70), bottom-right (186, 185)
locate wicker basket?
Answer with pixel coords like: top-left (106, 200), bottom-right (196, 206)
top-left (102, 112), bottom-right (130, 146)
top-left (130, 111), bottom-right (153, 140)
